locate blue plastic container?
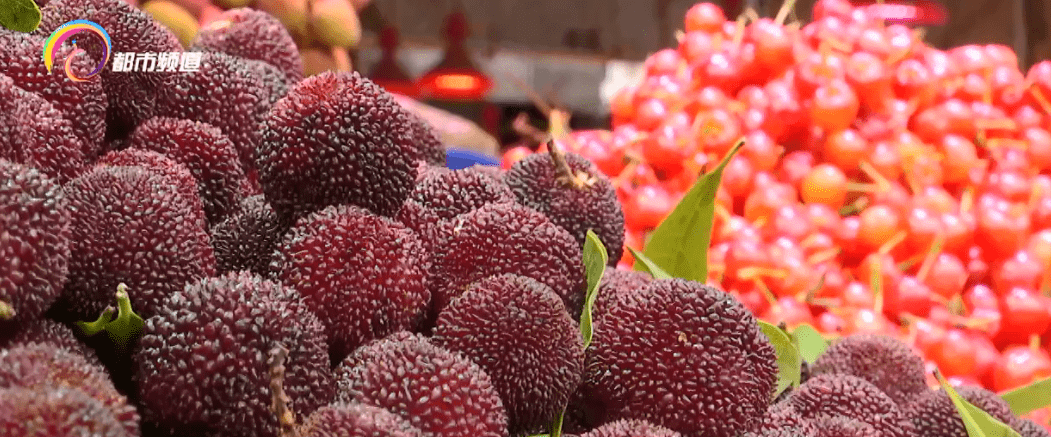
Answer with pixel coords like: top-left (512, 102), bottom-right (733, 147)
top-left (445, 148), bottom-right (501, 170)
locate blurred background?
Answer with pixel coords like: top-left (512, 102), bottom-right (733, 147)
top-left (342, 0), bottom-right (1044, 148)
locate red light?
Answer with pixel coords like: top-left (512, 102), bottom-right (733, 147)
top-left (435, 74), bottom-right (482, 91)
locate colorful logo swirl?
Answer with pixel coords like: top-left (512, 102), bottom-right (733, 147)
top-left (41, 20), bottom-right (112, 82)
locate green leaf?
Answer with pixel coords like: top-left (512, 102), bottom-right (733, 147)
top-left (935, 370), bottom-right (1023, 437)
top-left (628, 246), bottom-right (672, 279)
top-left (791, 324), bottom-right (830, 364)
top-left (75, 284), bottom-right (144, 353)
top-left (550, 409), bottom-right (564, 437)
top-left (639, 139), bottom-right (745, 282)
top-left (0, 0), bottom-right (41, 33)
top-left (758, 320), bottom-right (802, 399)
top-left (0, 300), bottom-right (14, 320)
top-left (580, 230), bottom-right (608, 350)
top-left (1001, 376), bottom-right (1051, 416)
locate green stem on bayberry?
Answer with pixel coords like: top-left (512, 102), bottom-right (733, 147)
top-left (76, 306), bottom-right (117, 337)
top-left (0, 300), bottom-right (14, 320)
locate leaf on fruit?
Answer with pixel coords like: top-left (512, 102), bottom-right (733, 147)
top-left (629, 246), bottom-right (672, 279)
top-left (759, 320), bottom-right (802, 399)
top-left (935, 370), bottom-right (1023, 437)
top-left (639, 139), bottom-right (744, 282)
top-left (580, 229), bottom-right (608, 350)
top-left (1001, 376), bottom-right (1051, 416)
top-left (0, 0), bottom-right (41, 33)
top-left (791, 323), bottom-right (829, 364)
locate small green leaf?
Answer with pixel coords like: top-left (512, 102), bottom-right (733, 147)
top-left (758, 320), bottom-right (802, 399)
top-left (1001, 376), bottom-right (1051, 416)
top-left (935, 370), bottom-right (1023, 437)
top-left (0, 0), bottom-right (41, 33)
top-left (580, 230), bottom-right (608, 350)
top-left (628, 246), bottom-right (672, 279)
top-left (640, 139), bottom-right (744, 282)
top-left (791, 324), bottom-right (829, 364)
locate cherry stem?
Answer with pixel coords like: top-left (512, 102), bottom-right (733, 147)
top-left (877, 231), bottom-right (908, 255)
top-left (0, 300), bottom-right (13, 321)
top-left (1031, 334), bottom-right (1042, 352)
top-left (512, 113), bottom-right (549, 147)
top-left (915, 232), bottom-right (946, 284)
top-left (269, 343), bottom-right (297, 437)
top-left (751, 277), bottom-right (779, 308)
top-left (774, 0), bottom-right (797, 26)
top-left (732, 15), bottom-right (747, 48)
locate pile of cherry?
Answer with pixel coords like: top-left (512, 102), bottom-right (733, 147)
top-left (504, 0), bottom-right (1051, 427)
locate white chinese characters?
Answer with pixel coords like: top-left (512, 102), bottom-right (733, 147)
top-left (111, 52), bottom-right (202, 73)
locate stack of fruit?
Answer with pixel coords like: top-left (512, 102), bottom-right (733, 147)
top-left (135, 0), bottom-right (366, 74)
top-left (2, 0), bottom-right (1050, 435)
top-left (505, 0), bottom-right (1051, 411)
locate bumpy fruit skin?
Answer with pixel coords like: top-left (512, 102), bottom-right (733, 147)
top-left (0, 343), bottom-right (139, 435)
top-left (742, 425), bottom-right (817, 437)
top-left (59, 164), bottom-right (216, 321)
top-left (257, 71), bottom-right (417, 219)
top-left (34, 0), bottom-right (183, 137)
top-left (134, 271), bottom-right (335, 437)
top-left (211, 194), bottom-right (290, 276)
top-left (0, 29), bottom-right (107, 160)
top-left (335, 331), bottom-right (509, 437)
top-left (0, 318), bottom-right (102, 366)
top-left (758, 404), bottom-right (816, 433)
top-left (906, 386), bottom-right (1017, 437)
top-left (505, 152), bottom-right (626, 265)
top-left (271, 204), bottom-right (430, 363)
top-left (432, 274), bottom-right (584, 433)
top-left (405, 111), bottom-right (446, 166)
top-left (0, 160), bottom-right (70, 326)
top-left (810, 416), bottom-right (881, 437)
top-left (0, 73), bottom-right (85, 183)
top-left (127, 117), bottom-right (248, 224)
top-left (580, 419), bottom-right (684, 437)
top-left (154, 52), bottom-right (270, 176)
top-left (583, 279), bottom-right (778, 437)
top-left (296, 402), bottom-right (424, 437)
top-left (0, 386), bottom-right (131, 437)
top-left (1014, 419), bottom-right (1051, 437)
top-left (191, 8), bottom-right (303, 84)
top-left (434, 203), bottom-right (586, 317)
top-left (785, 374), bottom-right (916, 437)
top-left (810, 333), bottom-right (928, 405)
top-left (592, 266), bottom-right (652, 318)
top-left (96, 148), bottom-right (207, 221)
top-left (408, 168), bottom-right (516, 220)
top-left (246, 58), bottom-right (291, 105)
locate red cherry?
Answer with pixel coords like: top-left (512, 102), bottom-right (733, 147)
top-left (890, 275), bottom-right (935, 318)
top-left (795, 51), bottom-right (847, 98)
top-left (801, 163), bottom-right (848, 208)
top-left (633, 98), bottom-right (669, 131)
top-left (740, 130), bottom-right (781, 172)
top-left (684, 2), bottom-right (726, 33)
top-left (725, 238), bottom-right (772, 281)
top-left (996, 287), bottom-right (1051, 345)
top-left (992, 250), bottom-right (1044, 294)
top-left (912, 317), bottom-right (948, 355)
top-left (846, 51), bottom-right (893, 114)
top-left (678, 31), bottom-right (715, 64)
top-left (857, 204), bottom-right (902, 252)
top-left (610, 86), bottom-right (636, 126)
top-left (763, 296), bottom-right (816, 329)
top-left (766, 204), bottom-right (815, 241)
top-left (894, 58), bottom-right (936, 106)
top-left (992, 345), bottom-right (1051, 391)
top-left (812, 0), bottom-right (852, 20)
top-left (744, 182), bottom-right (797, 222)
top-left (951, 44), bottom-right (993, 75)
top-left (625, 184), bottom-right (674, 230)
top-left (645, 48), bottom-right (686, 77)
top-left (694, 108), bottom-right (742, 155)
top-left (939, 134), bottom-right (980, 185)
top-left (1024, 127), bottom-right (1051, 172)
top-left (501, 146), bottom-right (532, 169)
top-left (840, 281), bottom-right (876, 308)
top-left (750, 18), bottom-right (794, 75)
top-left (810, 79), bottom-right (860, 132)
top-left (720, 155), bottom-right (756, 201)
top-left (932, 329), bottom-right (979, 378)
top-left (975, 203), bottom-right (1031, 261)
top-left (923, 253), bottom-right (968, 300)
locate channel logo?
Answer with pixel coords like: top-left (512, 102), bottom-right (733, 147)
top-left (41, 19), bottom-right (112, 82)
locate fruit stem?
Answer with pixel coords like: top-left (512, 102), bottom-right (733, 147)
top-left (0, 300), bottom-right (13, 320)
top-left (512, 113), bottom-right (549, 148)
top-left (269, 343), bottom-right (297, 437)
top-left (1029, 85), bottom-right (1051, 117)
top-left (76, 306), bottom-right (117, 337)
top-left (774, 0), bottom-right (797, 26)
top-left (1031, 334), bottom-right (1042, 352)
top-left (877, 231), bottom-right (907, 255)
top-left (915, 232), bottom-right (946, 283)
top-left (732, 15), bottom-right (747, 48)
